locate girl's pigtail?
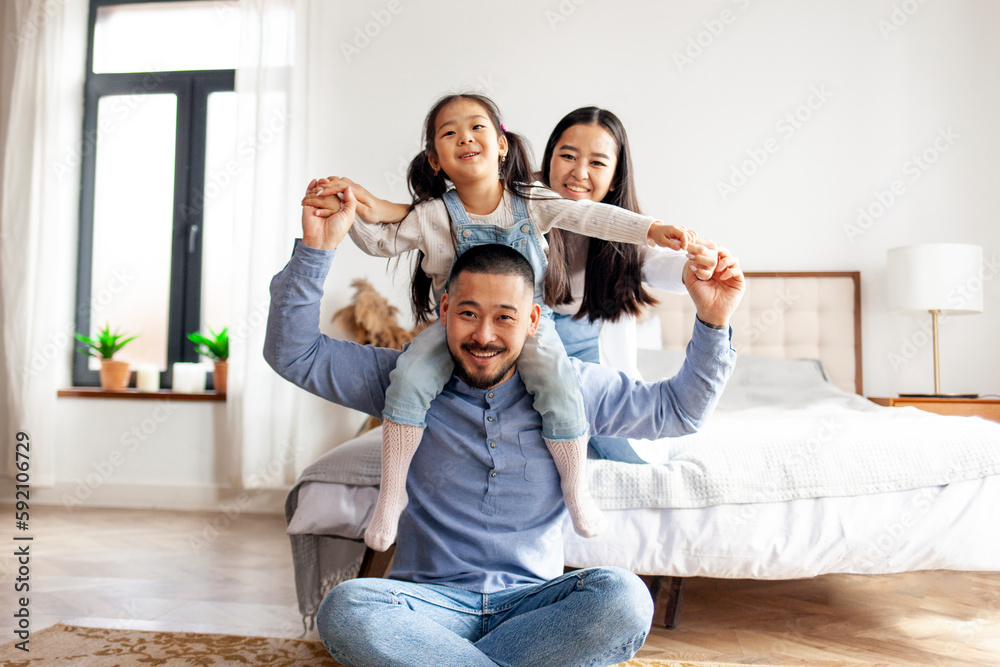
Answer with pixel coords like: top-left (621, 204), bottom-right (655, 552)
top-left (407, 151), bottom-right (448, 206)
top-left (406, 150), bottom-right (449, 322)
top-left (410, 250), bottom-right (436, 324)
top-left (498, 130), bottom-right (536, 195)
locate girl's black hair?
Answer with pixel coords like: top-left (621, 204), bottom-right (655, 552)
top-left (408, 93), bottom-right (536, 323)
top-left (541, 107), bottom-right (658, 323)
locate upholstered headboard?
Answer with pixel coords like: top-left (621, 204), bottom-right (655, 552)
top-left (642, 272), bottom-right (863, 395)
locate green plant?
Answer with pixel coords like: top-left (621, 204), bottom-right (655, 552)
top-left (188, 327), bottom-right (229, 361)
top-left (75, 323), bottom-right (138, 360)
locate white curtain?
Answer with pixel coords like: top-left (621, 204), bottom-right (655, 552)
top-left (229, 0), bottom-right (317, 489)
top-left (1, 0), bottom-right (86, 486)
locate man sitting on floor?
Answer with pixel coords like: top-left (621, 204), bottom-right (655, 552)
top-left (264, 184), bottom-right (744, 666)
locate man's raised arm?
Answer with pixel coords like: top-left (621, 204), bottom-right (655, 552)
top-left (263, 181), bottom-right (398, 417)
top-left (582, 245), bottom-right (745, 439)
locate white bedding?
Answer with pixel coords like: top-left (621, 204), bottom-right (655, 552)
top-left (286, 350), bottom-right (1000, 579)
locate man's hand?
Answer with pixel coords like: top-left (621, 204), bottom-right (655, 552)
top-left (302, 176), bottom-right (409, 224)
top-left (684, 243), bottom-right (745, 329)
top-left (301, 178), bottom-right (357, 250)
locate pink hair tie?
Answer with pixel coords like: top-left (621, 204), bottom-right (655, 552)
top-left (500, 123), bottom-right (508, 133)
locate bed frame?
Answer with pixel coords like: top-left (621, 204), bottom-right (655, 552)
top-left (356, 271), bottom-right (865, 628)
top-left (647, 271), bottom-right (862, 395)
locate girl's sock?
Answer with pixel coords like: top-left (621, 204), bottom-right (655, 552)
top-left (365, 419), bottom-right (424, 552)
top-left (545, 435), bottom-right (607, 537)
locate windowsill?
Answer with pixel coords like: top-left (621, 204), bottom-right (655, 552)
top-left (58, 388), bottom-right (226, 402)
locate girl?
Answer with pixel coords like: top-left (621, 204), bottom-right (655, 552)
top-left (306, 94), bottom-right (711, 552)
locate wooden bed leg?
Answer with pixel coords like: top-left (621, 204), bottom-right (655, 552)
top-left (661, 576), bottom-right (685, 630)
top-left (358, 544), bottom-right (396, 578)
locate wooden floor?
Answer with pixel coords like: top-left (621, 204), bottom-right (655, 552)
top-left (2, 505), bottom-right (998, 665)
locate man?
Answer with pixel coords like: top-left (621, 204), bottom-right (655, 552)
top-left (265, 184), bottom-right (744, 666)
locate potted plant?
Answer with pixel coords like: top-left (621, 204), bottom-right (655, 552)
top-left (188, 327), bottom-right (229, 394)
top-left (75, 324), bottom-right (139, 391)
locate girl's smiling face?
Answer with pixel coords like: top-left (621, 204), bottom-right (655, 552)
top-left (428, 98), bottom-right (508, 185)
top-left (547, 123), bottom-right (619, 203)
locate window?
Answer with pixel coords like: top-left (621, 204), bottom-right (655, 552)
top-left (74, 0), bottom-right (238, 388)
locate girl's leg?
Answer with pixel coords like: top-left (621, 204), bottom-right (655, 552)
top-left (367, 325), bottom-right (453, 551)
top-left (518, 317), bottom-right (607, 537)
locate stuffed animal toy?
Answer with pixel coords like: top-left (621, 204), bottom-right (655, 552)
top-left (331, 278), bottom-right (427, 432)
top-left (331, 278), bottom-right (417, 350)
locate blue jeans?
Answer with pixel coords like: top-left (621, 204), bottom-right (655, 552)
top-left (317, 567), bottom-right (653, 667)
top-left (552, 312), bottom-right (601, 364)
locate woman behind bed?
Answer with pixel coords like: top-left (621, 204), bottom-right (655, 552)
top-left (542, 106), bottom-right (719, 378)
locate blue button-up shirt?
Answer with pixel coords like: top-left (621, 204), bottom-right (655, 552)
top-left (265, 241), bottom-right (736, 593)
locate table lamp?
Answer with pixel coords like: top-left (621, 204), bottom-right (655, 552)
top-left (886, 243), bottom-right (983, 398)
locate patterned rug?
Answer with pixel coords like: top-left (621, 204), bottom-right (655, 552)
top-left (0, 623), bottom-right (764, 666)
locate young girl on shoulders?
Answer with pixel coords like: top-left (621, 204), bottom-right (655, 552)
top-left (305, 93), bottom-right (713, 551)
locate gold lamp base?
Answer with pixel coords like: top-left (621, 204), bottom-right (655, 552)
top-left (897, 309), bottom-right (978, 399)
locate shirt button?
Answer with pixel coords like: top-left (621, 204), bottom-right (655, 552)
top-left (520, 224), bottom-right (529, 233)
top-left (462, 229), bottom-right (472, 238)
top-left (491, 472), bottom-right (497, 477)
top-left (487, 416), bottom-right (493, 422)
top-left (488, 392), bottom-right (494, 398)
top-left (490, 442), bottom-right (496, 448)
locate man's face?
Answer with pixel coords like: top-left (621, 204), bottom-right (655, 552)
top-left (440, 271), bottom-right (540, 390)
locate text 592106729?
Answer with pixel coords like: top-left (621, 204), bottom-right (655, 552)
top-left (13, 431), bottom-right (32, 652)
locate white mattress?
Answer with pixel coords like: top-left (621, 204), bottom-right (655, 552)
top-left (288, 474), bottom-right (1000, 579)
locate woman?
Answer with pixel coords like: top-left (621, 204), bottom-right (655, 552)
top-left (541, 106), bottom-right (718, 379)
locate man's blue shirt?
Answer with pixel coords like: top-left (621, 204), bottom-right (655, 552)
top-left (265, 241), bottom-right (736, 593)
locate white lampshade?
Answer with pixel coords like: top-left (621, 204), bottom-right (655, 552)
top-left (886, 243), bottom-right (984, 315)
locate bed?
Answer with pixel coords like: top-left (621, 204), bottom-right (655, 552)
top-left (283, 272), bottom-right (1000, 629)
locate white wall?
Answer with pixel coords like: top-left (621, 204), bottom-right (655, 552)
top-left (17, 0), bottom-right (1000, 512)
top-left (311, 0), bottom-right (1000, 399)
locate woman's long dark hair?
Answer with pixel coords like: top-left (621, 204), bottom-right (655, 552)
top-left (541, 107), bottom-right (658, 323)
top-left (408, 93), bottom-right (536, 322)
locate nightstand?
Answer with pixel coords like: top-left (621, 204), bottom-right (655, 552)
top-left (868, 397), bottom-right (1000, 423)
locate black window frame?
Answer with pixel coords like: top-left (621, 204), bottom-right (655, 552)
top-left (74, 0), bottom-right (235, 389)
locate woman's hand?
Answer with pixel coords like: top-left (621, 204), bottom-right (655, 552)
top-left (301, 178), bottom-right (357, 250)
top-left (685, 238), bottom-right (720, 281)
top-left (684, 245), bottom-right (745, 329)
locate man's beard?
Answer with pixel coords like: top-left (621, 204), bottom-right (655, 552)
top-left (452, 342), bottom-right (516, 389)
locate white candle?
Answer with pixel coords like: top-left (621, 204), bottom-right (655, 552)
top-left (172, 362), bottom-right (207, 393)
top-left (136, 364), bottom-right (160, 392)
